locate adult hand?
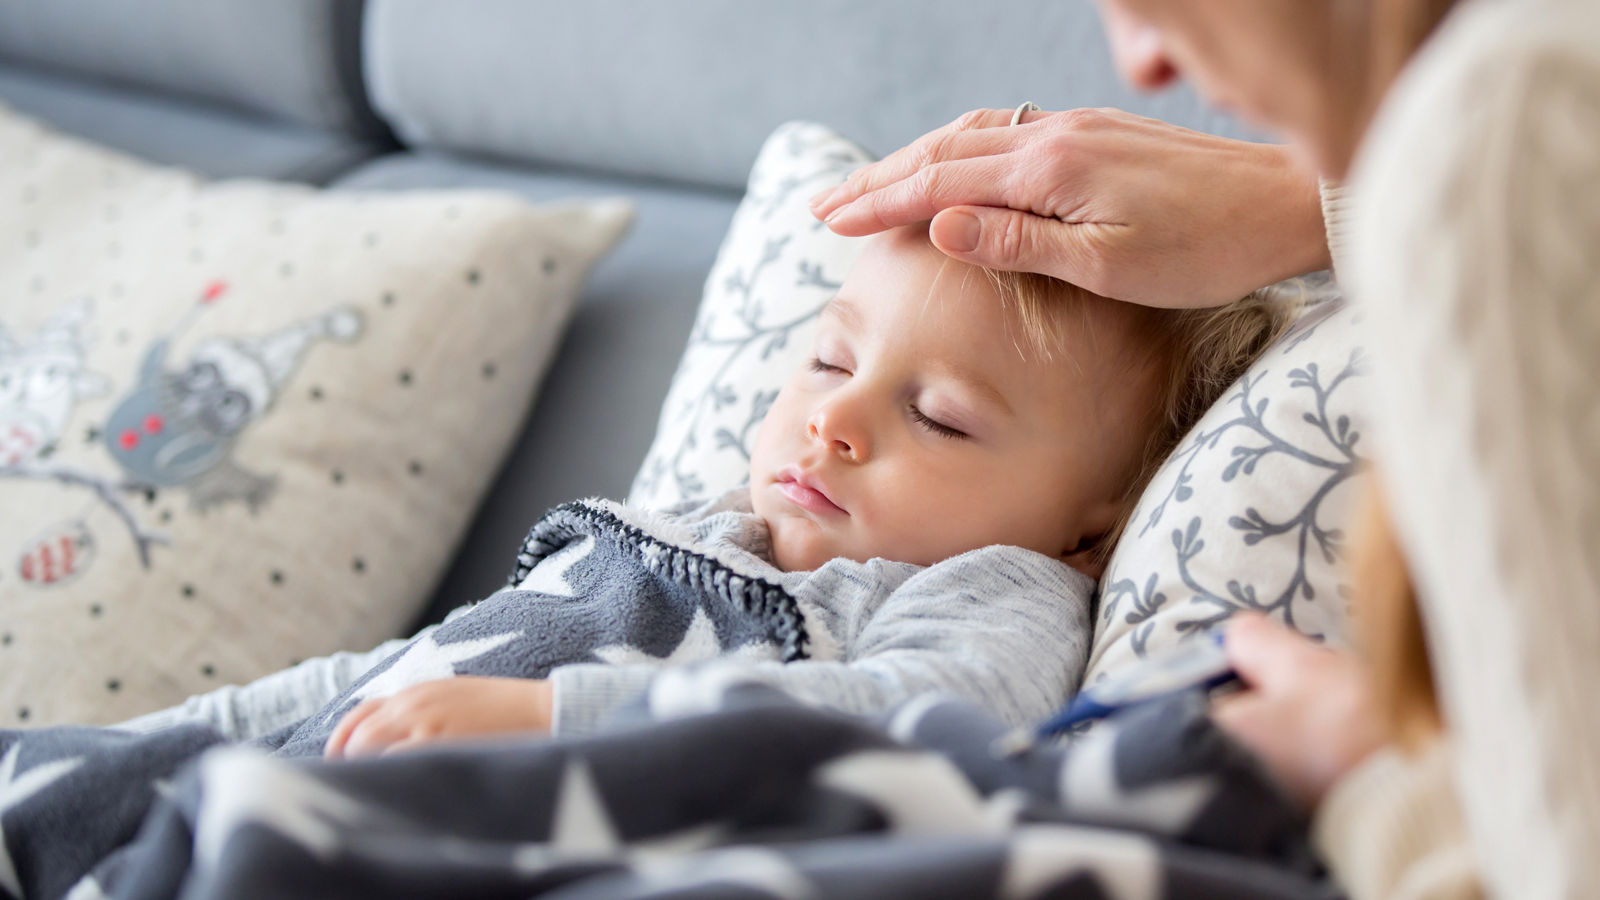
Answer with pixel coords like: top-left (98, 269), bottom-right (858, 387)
top-left (1212, 614), bottom-right (1385, 811)
top-left (324, 677), bottom-right (553, 759)
top-left (810, 107), bottom-right (1330, 308)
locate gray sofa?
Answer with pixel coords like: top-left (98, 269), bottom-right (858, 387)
top-left (0, 0), bottom-right (1249, 630)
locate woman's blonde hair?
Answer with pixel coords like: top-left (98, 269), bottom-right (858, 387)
top-left (1352, 481), bottom-right (1442, 749)
top-left (986, 270), bottom-right (1292, 568)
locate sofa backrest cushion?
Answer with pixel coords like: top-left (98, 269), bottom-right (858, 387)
top-left (363, 0), bottom-right (1252, 191)
top-left (0, 0), bottom-right (384, 137)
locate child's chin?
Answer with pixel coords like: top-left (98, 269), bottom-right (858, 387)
top-left (770, 528), bottom-right (840, 573)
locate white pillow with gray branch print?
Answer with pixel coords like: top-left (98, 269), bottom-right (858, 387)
top-left (1087, 280), bottom-right (1368, 683)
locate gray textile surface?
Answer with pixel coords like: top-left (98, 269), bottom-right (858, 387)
top-left (332, 152), bottom-right (741, 627)
top-left (364, 0), bottom-right (1256, 190)
top-left (0, 65), bottom-right (386, 184)
top-left (0, 0), bottom-right (384, 136)
top-left (120, 489), bottom-right (1091, 750)
top-left (0, 688), bottom-right (1331, 899)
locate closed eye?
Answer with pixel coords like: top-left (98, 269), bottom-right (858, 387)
top-left (808, 357), bottom-right (849, 375)
top-left (910, 405), bottom-right (967, 440)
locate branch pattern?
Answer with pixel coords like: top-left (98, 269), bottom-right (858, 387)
top-left (1098, 298), bottom-right (1367, 658)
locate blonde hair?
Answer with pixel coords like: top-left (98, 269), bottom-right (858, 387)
top-left (1351, 480), bottom-right (1442, 750)
top-left (986, 270), bottom-right (1292, 568)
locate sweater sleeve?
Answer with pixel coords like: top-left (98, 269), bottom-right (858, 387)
top-left (1318, 178), bottom-right (1351, 279)
top-left (549, 547), bottom-right (1093, 736)
top-left (1343, 3), bottom-right (1600, 896)
top-left (114, 613), bottom-right (464, 740)
top-left (1314, 742), bottom-right (1483, 900)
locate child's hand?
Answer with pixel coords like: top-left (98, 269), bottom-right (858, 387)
top-left (323, 677), bottom-right (554, 759)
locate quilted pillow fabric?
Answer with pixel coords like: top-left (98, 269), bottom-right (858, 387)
top-left (1087, 279), bottom-right (1368, 682)
top-left (0, 104), bottom-right (632, 725)
top-left (628, 122), bottom-right (871, 508)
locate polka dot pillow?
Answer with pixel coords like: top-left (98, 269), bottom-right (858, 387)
top-left (0, 103), bottom-right (632, 725)
top-left (632, 121), bottom-right (1367, 687)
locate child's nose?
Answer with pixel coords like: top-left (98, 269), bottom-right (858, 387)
top-left (806, 402), bottom-right (869, 462)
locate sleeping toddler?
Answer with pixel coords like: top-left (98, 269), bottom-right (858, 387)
top-left (116, 223), bottom-right (1286, 759)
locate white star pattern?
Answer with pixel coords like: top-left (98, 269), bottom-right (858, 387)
top-left (1057, 725), bottom-right (1213, 834)
top-left (0, 743), bottom-right (84, 897)
top-left (593, 607), bottom-right (779, 670)
top-left (193, 749), bottom-right (369, 869)
top-left (513, 762), bottom-right (732, 876)
top-left (814, 751), bottom-right (1000, 837)
top-left (883, 693), bottom-right (953, 744)
top-left (632, 847), bottom-right (815, 899)
top-left (346, 630), bottom-right (520, 705)
top-left (515, 535), bottom-right (595, 597)
top-left (999, 825), bottom-right (1159, 900)
top-left (62, 873), bottom-right (111, 900)
top-left (548, 758), bottom-right (620, 853)
top-left (510, 758), bottom-right (620, 873)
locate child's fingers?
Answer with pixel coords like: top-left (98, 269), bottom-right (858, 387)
top-left (378, 736), bottom-right (436, 757)
top-left (325, 699), bottom-right (383, 759)
top-left (342, 714), bottom-right (416, 758)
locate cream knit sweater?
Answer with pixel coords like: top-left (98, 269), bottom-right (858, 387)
top-left (1313, 0), bottom-right (1600, 897)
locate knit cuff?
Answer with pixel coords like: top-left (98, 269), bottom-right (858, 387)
top-left (1318, 177), bottom-right (1352, 280)
top-left (1313, 741), bottom-right (1482, 899)
top-left (549, 663), bottom-right (660, 736)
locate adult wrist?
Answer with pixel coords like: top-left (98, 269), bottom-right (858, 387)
top-left (1262, 144), bottom-right (1335, 282)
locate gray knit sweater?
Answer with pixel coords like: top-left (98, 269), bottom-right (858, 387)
top-left (120, 489), bottom-right (1094, 740)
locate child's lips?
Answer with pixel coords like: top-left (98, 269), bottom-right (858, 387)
top-left (775, 468), bottom-right (847, 516)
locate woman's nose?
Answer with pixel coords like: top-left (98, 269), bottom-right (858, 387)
top-left (1101, 7), bottom-right (1179, 91)
top-left (807, 400), bottom-right (869, 462)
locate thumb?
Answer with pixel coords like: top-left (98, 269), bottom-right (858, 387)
top-left (928, 206), bottom-right (1093, 283)
top-left (1223, 613), bottom-right (1309, 688)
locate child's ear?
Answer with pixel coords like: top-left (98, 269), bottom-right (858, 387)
top-left (1060, 535), bottom-right (1109, 580)
top-left (1058, 499), bottom-right (1124, 580)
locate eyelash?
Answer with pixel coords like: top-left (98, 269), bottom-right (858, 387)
top-left (909, 406), bottom-right (967, 440)
top-left (809, 357), bottom-right (967, 441)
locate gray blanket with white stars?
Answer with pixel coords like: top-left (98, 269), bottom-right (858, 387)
top-left (0, 496), bottom-right (1341, 898)
top-left (0, 685), bottom-right (1333, 899)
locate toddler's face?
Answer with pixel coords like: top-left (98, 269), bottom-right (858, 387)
top-left (750, 227), bottom-right (1156, 573)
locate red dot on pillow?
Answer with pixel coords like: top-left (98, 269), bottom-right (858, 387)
top-left (143, 414), bottom-right (164, 435)
top-left (118, 430), bottom-right (140, 450)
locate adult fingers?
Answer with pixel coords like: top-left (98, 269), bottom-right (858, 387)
top-left (1223, 613), bottom-right (1318, 688)
top-left (810, 108), bottom-right (1040, 219)
top-left (820, 154), bottom-right (1026, 237)
top-left (926, 205), bottom-right (1114, 292)
top-left (324, 699), bottom-right (381, 759)
top-left (1208, 690), bottom-right (1260, 736)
